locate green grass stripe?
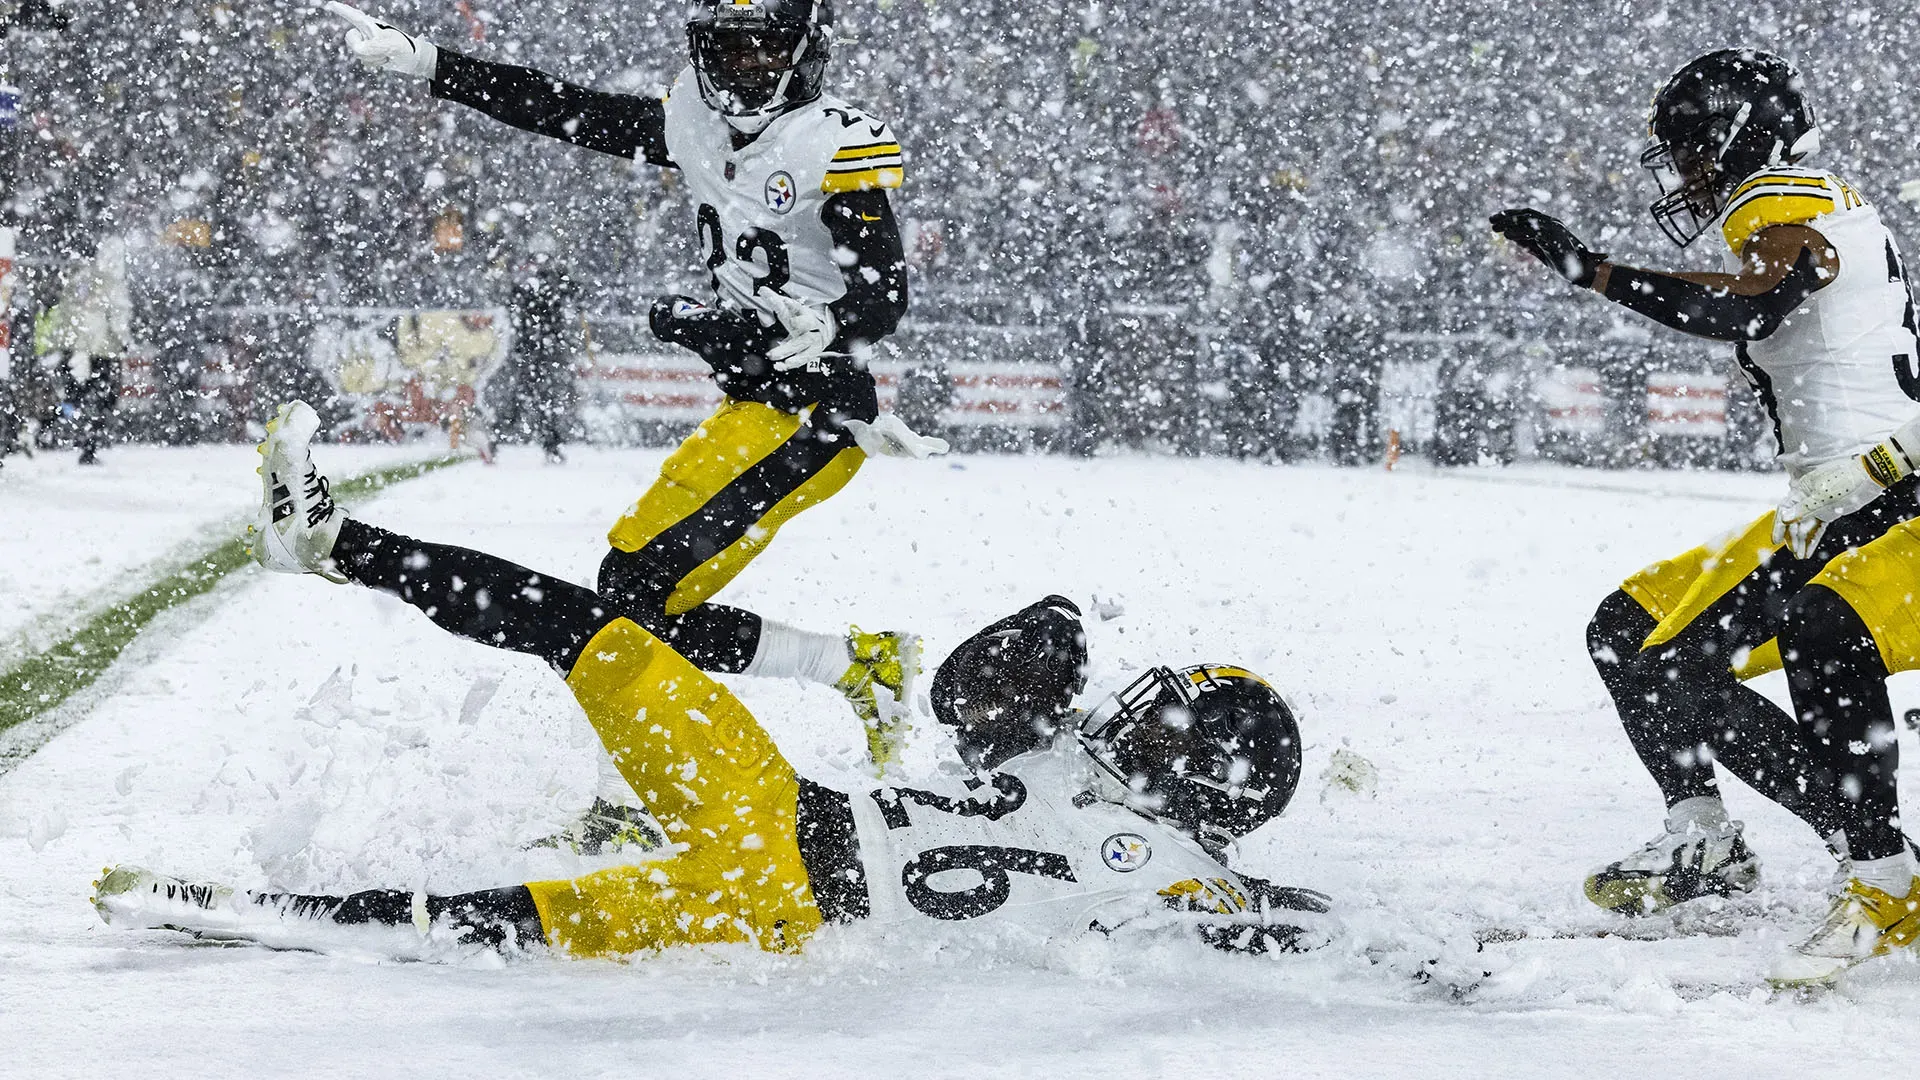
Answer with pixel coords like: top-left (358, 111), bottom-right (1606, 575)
top-left (0, 454), bottom-right (469, 738)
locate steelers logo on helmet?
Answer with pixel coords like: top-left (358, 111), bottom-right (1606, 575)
top-left (686, 0), bottom-right (835, 135)
top-left (1076, 665), bottom-right (1302, 856)
top-left (1640, 48), bottom-right (1820, 247)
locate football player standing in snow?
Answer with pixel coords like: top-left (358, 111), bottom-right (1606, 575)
top-left (91, 418), bottom-right (1327, 960)
top-left (1493, 49), bottom-right (1920, 986)
top-left (320, 2), bottom-right (945, 791)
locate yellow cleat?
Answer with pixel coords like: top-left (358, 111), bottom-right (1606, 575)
top-left (837, 627), bottom-right (920, 773)
top-left (1768, 876), bottom-right (1920, 988)
top-left (522, 798), bottom-right (667, 856)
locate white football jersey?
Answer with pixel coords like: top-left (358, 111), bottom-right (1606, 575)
top-left (1716, 167), bottom-right (1920, 476)
top-left (661, 67), bottom-right (904, 324)
top-left (846, 745), bottom-right (1250, 937)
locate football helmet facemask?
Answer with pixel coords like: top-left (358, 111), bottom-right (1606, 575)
top-left (1077, 665), bottom-right (1302, 856)
top-left (687, 0), bottom-right (833, 135)
top-left (1641, 48), bottom-right (1820, 247)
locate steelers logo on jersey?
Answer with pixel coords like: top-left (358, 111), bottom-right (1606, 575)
top-left (765, 171), bottom-right (797, 214)
top-left (1102, 833), bottom-right (1153, 872)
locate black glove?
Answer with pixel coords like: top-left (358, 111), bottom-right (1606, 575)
top-left (1490, 208), bottom-right (1608, 288)
top-left (648, 294), bottom-right (774, 376)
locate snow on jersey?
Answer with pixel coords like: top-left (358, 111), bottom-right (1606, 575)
top-left (661, 67), bottom-right (904, 324)
top-left (1717, 167), bottom-right (1920, 476)
top-left (846, 746), bottom-right (1248, 937)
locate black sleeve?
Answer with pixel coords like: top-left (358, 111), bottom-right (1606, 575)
top-left (648, 295), bottom-right (776, 377)
top-left (821, 189), bottom-right (909, 351)
top-left (430, 48), bottom-right (671, 166)
top-left (1601, 247), bottom-right (1826, 342)
top-left (1188, 876), bottom-right (1333, 956)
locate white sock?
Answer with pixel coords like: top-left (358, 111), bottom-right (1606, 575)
top-left (1665, 795), bottom-right (1729, 832)
top-left (1852, 851), bottom-right (1917, 898)
top-left (743, 619), bottom-right (849, 686)
top-left (593, 749), bottom-right (644, 810)
top-left (1826, 829), bottom-right (1852, 862)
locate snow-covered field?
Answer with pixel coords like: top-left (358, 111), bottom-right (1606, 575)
top-left (4, 446), bottom-right (1919, 1078)
top-left (0, 445), bottom-right (449, 660)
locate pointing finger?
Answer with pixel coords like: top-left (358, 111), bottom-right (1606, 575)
top-left (324, 1), bottom-right (381, 37)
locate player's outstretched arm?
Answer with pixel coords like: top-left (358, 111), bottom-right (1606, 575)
top-left (1592, 224), bottom-right (1838, 342)
top-left (1492, 208), bottom-right (1837, 342)
top-left (323, 2), bottom-right (670, 164)
top-left (1158, 875), bottom-right (1334, 955)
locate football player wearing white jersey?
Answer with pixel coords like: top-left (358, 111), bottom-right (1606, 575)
top-left (1494, 49), bottom-right (1920, 986)
top-left (92, 429), bottom-right (1329, 959)
top-left (320, 1), bottom-right (933, 787)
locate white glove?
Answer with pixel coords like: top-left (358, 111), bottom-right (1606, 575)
top-left (758, 287), bottom-right (835, 372)
top-left (842, 414), bottom-right (950, 460)
top-left (325, 2), bottom-right (439, 79)
top-left (1773, 457), bottom-right (1884, 558)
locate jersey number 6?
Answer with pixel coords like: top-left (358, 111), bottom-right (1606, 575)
top-left (697, 204), bottom-right (791, 293)
top-left (901, 845), bottom-right (1078, 921)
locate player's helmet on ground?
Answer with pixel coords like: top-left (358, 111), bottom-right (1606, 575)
top-left (1641, 48), bottom-right (1819, 247)
top-left (1076, 665), bottom-right (1301, 855)
top-left (932, 596), bottom-right (1089, 771)
top-left (687, 0), bottom-right (833, 135)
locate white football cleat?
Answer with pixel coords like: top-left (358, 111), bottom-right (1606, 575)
top-left (90, 864), bottom-right (419, 954)
top-left (92, 865), bottom-right (237, 932)
top-left (1584, 819), bottom-right (1759, 915)
top-left (251, 401), bottom-right (346, 579)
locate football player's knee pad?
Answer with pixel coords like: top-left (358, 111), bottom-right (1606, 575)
top-left (933, 596), bottom-right (1089, 770)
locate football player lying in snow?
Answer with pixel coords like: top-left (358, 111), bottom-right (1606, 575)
top-left (90, 413), bottom-right (1328, 960)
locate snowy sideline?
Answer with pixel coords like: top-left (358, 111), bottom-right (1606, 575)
top-left (0, 444), bottom-right (454, 660)
top-left (3, 446), bottom-right (1918, 1078)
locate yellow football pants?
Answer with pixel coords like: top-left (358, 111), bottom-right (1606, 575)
top-left (605, 398), bottom-right (865, 615)
top-left (1622, 508), bottom-right (1920, 675)
top-left (522, 617), bottom-right (825, 957)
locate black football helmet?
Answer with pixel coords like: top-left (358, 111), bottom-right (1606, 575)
top-left (931, 596), bottom-right (1089, 771)
top-left (1077, 665), bottom-right (1302, 855)
top-left (1642, 48), bottom-right (1820, 247)
top-left (687, 0), bottom-right (833, 134)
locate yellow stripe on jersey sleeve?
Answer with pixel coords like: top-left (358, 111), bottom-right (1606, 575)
top-left (1720, 190), bottom-right (1837, 254)
top-left (1729, 171), bottom-right (1832, 203)
top-left (833, 142), bottom-right (903, 162)
top-left (822, 164), bottom-right (905, 193)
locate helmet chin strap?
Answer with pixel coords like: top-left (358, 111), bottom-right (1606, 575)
top-left (1712, 101), bottom-right (1754, 173)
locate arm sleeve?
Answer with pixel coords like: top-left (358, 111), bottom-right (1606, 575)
top-left (1601, 248), bottom-right (1825, 342)
top-left (430, 48), bottom-right (671, 166)
top-left (1183, 875), bottom-right (1333, 956)
top-left (821, 189), bottom-right (909, 351)
top-left (648, 295), bottom-right (776, 378)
